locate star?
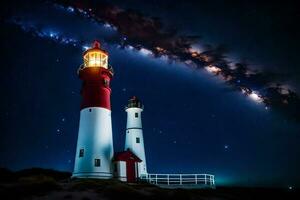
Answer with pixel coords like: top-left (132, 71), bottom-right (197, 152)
top-left (61, 118), bottom-right (65, 122)
top-left (122, 88), bottom-right (127, 92)
top-left (82, 45), bottom-right (89, 51)
top-left (173, 140), bottom-right (177, 144)
top-left (67, 6), bottom-right (74, 12)
top-left (224, 145), bottom-right (229, 150)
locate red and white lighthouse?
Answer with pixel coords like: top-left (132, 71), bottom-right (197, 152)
top-left (73, 41), bottom-right (114, 179)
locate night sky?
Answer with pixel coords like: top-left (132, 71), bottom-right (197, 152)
top-left (1, 0), bottom-right (300, 188)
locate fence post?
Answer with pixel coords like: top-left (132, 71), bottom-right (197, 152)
top-left (167, 174), bottom-right (169, 185)
top-left (195, 174), bottom-right (197, 184)
top-left (156, 174), bottom-right (158, 185)
top-left (204, 174), bottom-right (207, 185)
top-left (180, 174), bottom-right (182, 185)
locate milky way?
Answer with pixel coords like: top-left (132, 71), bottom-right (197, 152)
top-left (8, 0), bottom-right (300, 121)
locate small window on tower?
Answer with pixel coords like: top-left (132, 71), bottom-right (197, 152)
top-left (95, 159), bottom-right (101, 167)
top-left (103, 79), bottom-right (109, 87)
top-left (79, 149), bottom-right (84, 157)
top-left (136, 137), bottom-right (140, 143)
top-left (135, 113), bottom-right (138, 118)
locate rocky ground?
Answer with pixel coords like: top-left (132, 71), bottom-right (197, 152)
top-left (0, 168), bottom-right (299, 200)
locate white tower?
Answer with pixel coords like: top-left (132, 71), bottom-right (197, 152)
top-left (73, 41), bottom-right (114, 179)
top-left (124, 96), bottom-right (147, 177)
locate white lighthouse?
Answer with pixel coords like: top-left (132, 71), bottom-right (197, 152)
top-left (124, 96), bottom-right (148, 177)
top-left (73, 41), bottom-right (114, 179)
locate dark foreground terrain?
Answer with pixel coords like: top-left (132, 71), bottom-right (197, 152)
top-left (0, 168), bottom-right (299, 200)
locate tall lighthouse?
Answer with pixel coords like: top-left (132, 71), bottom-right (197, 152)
top-left (124, 96), bottom-right (148, 177)
top-left (73, 41), bottom-right (114, 179)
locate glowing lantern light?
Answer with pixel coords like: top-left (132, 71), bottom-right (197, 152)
top-left (83, 41), bottom-right (108, 69)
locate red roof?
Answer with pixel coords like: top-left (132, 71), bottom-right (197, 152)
top-left (83, 40), bottom-right (109, 56)
top-left (113, 150), bottom-right (142, 162)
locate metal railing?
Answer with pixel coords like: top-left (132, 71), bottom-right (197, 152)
top-left (140, 174), bottom-right (215, 188)
top-left (77, 64), bottom-right (114, 75)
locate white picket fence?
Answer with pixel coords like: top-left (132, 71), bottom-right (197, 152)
top-left (140, 174), bottom-right (215, 188)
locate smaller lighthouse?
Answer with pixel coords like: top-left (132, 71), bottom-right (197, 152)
top-left (124, 96), bottom-right (147, 177)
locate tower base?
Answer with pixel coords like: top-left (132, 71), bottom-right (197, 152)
top-left (73, 107), bottom-right (114, 179)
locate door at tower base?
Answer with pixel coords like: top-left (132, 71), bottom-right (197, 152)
top-left (113, 150), bottom-right (142, 183)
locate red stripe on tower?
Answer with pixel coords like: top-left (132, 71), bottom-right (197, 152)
top-left (78, 41), bottom-right (113, 110)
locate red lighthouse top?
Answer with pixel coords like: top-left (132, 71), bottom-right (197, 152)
top-left (79, 41), bottom-right (113, 110)
top-left (93, 40), bottom-right (100, 48)
top-left (82, 40), bottom-right (109, 69)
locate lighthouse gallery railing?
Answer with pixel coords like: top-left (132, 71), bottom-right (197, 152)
top-left (140, 174), bottom-right (215, 187)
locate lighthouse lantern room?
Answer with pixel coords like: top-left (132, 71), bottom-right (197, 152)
top-left (83, 41), bottom-right (108, 68)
